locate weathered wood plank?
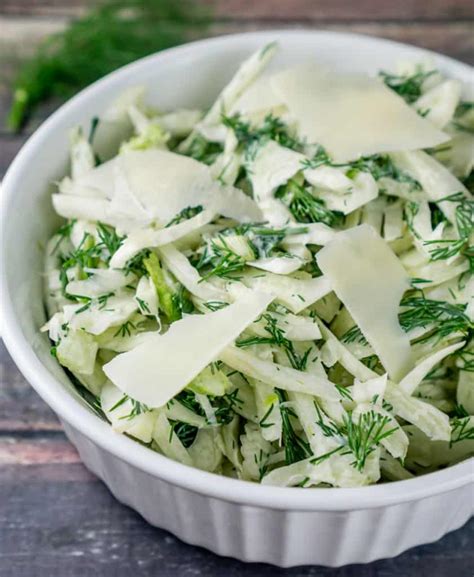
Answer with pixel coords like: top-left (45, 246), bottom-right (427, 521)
top-left (1, 0), bottom-right (473, 22)
top-left (210, 21), bottom-right (474, 64)
top-left (0, 435), bottom-right (79, 466)
top-left (0, 462), bottom-right (472, 577)
top-left (0, 341), bottom-right (61, 431)
top-left (1, 18), bottom-right (472, 66)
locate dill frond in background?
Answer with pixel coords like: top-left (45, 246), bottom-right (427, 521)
top-left (7, 0), bottom-right (212, 131)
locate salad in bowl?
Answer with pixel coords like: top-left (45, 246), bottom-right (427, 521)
top-left (41, 42), bottom-right (473, 489)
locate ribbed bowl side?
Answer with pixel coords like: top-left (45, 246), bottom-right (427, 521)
top-left (62, 421), bottom-right (473, 567)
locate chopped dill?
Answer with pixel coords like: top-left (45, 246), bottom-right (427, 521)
top-left (379, 69), bottom-right (436, 103)
top-left (277, 390), bottom-right (312, 465)
top-left (237, 313), bottom-right (311, 371)
top-left (275, 180), bottom-right (343, 227)
top-left (342, 292), bottom-right (473, 345)
top-left (165, 205), bottom-right (203, 227)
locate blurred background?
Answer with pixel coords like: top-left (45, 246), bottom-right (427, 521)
top-left (1, 1), bottom-right (473, 162)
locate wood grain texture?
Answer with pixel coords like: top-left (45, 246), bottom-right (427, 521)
top-left (1, 2), bottom-right (473, 574)
top-left (1, 0), bottom-right (473, 21)
top-left (0, 454), bottom-right (473, 577)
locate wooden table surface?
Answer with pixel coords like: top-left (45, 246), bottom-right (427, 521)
top-left (1, 1), bottom-right (473, 575)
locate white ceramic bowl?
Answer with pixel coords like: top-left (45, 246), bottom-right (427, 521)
top-left (1, 30), bottom-right (473, 567)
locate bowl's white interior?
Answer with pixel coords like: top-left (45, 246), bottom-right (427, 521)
top-left (2, 30), bottom-right (472, 509)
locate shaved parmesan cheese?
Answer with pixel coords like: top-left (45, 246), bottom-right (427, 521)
top-left (103, 292), bottom-right (273, 407)
top-left (57, 149), bottom-right (262, 228)
top-left (271, 64), bottom-right (449, 162)
top-left (317, 224), bottom-right (413, 380)
top-left (117, 150), bottom-right (221, 222)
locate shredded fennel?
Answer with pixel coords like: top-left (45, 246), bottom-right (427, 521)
top-left (43, 44), bottom-right (474, 488)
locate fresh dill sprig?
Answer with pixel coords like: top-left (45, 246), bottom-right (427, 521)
top-left (302, 151), bottom-right (421, 190)
top-left (452, 404), bottom-right (469, 418)
top-left (343, 411), bottom-right (396, 471)
top-left (222, 113), bottom-right (303, 165)
top-left (110, 393), bottom-right (150, 420)
top-left (424, 197), bottom-right (474, 262)
top-left (57, 223), bottom-right (125, 287)
top-left (51, 219), bottom-right (76, 254)
top-left (123, 249), bottom-right (150, 276)
top-left (455, 101), bottom-right (474, 118)
top-left (275, 180), bottom-right (343, 227)
top-left (236, 313), bottom-right (311, 371)
top-left (176, 390), bottom-right (205, 416)
top-left (73, 291), bottom-right (114, 315)
top-left (379, 69), bottom-right (436, 103)
top-left (199, 236), bottom-right (248, 281)
top-left (113, 320), bottom-right (136, 338)
top-left (454, 349), bottom-right (474, 372)
top-left (314, 404), bottom-right (397, 472)
top-left (342, 292), bottom-right (472, 345)
top-left (399, 294), bottom-right (472, 342)
top-left (96, 223), bottom-right (125, 260)
top-left (59, 231), bottom-right (102, 272)
top-left (176, 388), bottom-right (242, 425)
top-left (165, 206), bottom-right (203, 228)
top-left (136, 297), bottom-right (151, 314)
top-left (424, 238), bottom-right (469, 261)
top-left (213, 389), bottom-right (244, 425)
top-left (184, 134), bottom-right (223, 165)
top-left (8, 0), bottom-right (211, 131)
top-left (223, 223), bottom-right (308, 259)
top-left (259, 403), bottom-right (276, 429)
top-left (203, 301), bottom-right (229, 312)
top-left (450, 415), bottom-right (474, 446)
top-left (310, 446), bottom-right (344, 466)
top-left (169, 420), bottom-right (198, 448)
top-left (277, 390), bottom-right (312, 465)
